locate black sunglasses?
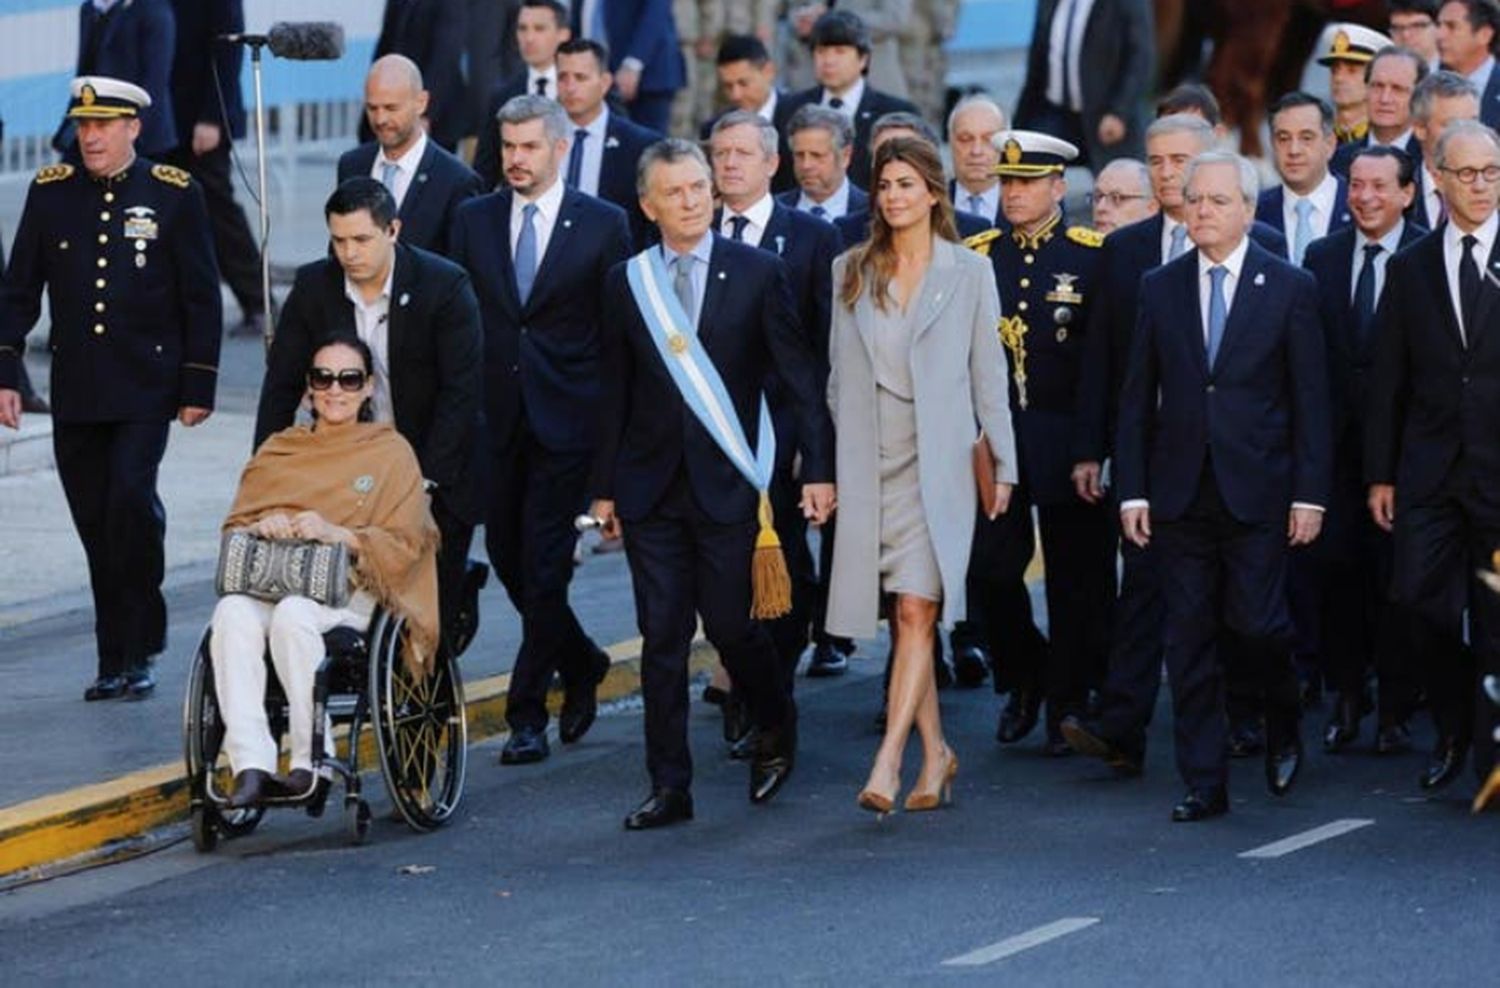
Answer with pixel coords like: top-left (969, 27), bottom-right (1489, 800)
top-left (307, 367), bottom-right (369, 392)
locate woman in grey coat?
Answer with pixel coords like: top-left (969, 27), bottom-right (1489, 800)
top-left (826, 137), bottom-right (1018, 815)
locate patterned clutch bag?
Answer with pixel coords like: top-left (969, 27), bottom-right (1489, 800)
top-left (215, 531), bottom-right (352, 609)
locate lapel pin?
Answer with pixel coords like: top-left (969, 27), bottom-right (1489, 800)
top-left (399, 292), bottom-right (411, 307)
top-left (417, 173), bottom-right (428, 184)
top-left (717, 271), bottom-right (727, 280)
top-left (1253, 273), bottom-right (1265, 286)
top-left (563, 219), bottom-right (572, 228)
top-left (605, 136), bottom-right (620, 149)
top-left (774, 234), bottom-right (786, 255)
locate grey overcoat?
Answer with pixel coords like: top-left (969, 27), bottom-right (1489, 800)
top-left (825, 237), bottom-right (1018, 638)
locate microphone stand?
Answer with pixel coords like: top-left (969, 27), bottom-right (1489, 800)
top-left (247, 37), bottom-right (273, 349)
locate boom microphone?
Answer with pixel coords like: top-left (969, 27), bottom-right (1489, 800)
top-left (219, 22), bottom-right (345, 61)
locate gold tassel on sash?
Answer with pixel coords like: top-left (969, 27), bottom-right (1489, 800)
top-left (750, 491), bottom-right (792, 619)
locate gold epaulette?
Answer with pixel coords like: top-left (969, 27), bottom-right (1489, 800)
top-left (34, 164), bottom-right (74, 185)
top-left (1066, 226), bottom-right (1104, 248)
top-left (151, 164), bottom-right (192, 189)
top-left (963, 228), bottom-right (1004, 256)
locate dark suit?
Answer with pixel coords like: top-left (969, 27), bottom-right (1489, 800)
top-left (253, 244), bottom-right (484, 644)
top-left (471, 69), bottom-right (532, 191)
top-left (778, 183), bottom-right (869, 226)
top-left (68, 0), bottom-right (179, 156)
top-left (1015, 0), bottom-right (1154, 167)
top-left (336, 140), bottom-right (484, 258)
top-left (1482, 67), bottom-right (1500, 130)
top-left (592, 235), bottom-right (834, 791)
top-left (1367, 221), bottom-right (1500, 772)
top-left (1254, 180), bottom-right (1354, 241)
top-left (164, 0), bottom-right (262, 320)
top-left (1330, 135), bottom-right (1423, 179)
top-left (572, 0), bottom-right (685, 132)
top-left (715, 201), bottom-right (842, 687)
top-left (779, 86), bottom-right (920, 190)
top-left (1300, 221), bottom-right (1425, 723)
top-left (949, 180), bottom-right (1003, 229)
top-left (830, 199), bottom-right (991, 245)
top-left (701, 95), bottom-right (797, 195)
top-left (1116, 241), bottom-right (1332, 792)
top-left (450, 186), bottom-right (632, 733)
top-left (366, 0), bottom-right (471, 150)
top-left (583, 110), bottom-right (661, 248)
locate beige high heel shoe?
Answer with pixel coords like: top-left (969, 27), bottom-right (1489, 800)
top-left (857, 762), bottom-right (901, 817)
top-left (903, 748), bottom-right (958, 812)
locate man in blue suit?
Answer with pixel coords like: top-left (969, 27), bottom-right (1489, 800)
top-left (450, 96), bottom-right (633, 764)
top-left (473, 0), bottom-right (573, 191)
top-left (700, 35), bottom-right (797, 195)
top-left (338, 56), bottom-right (485, 258)
top-left (709, 110), bottom-right (843, 695)
top-left (1329, 45), bottom-right (1428, 178)
top-left (1256, 93), bottom-right (1353, 264)
top-left (1301, 146), bottom-right (1426, 755)
top-left (1436, 0), bottom-right (1500, 127)
top-left (589, 140), bottom-right (835, 829)
top-left (779, 105), bottom-right (869, 222)
top-left (1064, 114), bottom-right (1289, 774)
top-left (569, 0), bottom-right (685, 133)
top-left (1116, 151), bottom-right (1332, 821)
top-left (556, 38), bottom-right (661, 246)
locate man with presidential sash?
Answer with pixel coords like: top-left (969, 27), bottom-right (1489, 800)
top-left (589, 139), bottom-right (836, 830)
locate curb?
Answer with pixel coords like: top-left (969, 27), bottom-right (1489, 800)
top-left (0, 637), bottom-right (718, 887)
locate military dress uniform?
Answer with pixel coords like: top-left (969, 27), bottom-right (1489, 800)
top-left (0, 77), bottom-right (221, 699)
top-left (1316, 24), bottom-right (1392, 145)
top-left (963, 131), bottom-right (1115, 749)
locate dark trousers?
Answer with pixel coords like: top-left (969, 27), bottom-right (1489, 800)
top-left (1033, 499), bottom-right (1117, 723)
top-left (163, 143), bottom-right (264, 317)
top-left (486, 428), bottom-right (599, 732)
top-left (623, 471), bottom-right (788, 792)
top-left (766, 466), bottom-right (815, 694)
top-left (1154, 470), bottom-right (1301, 792)
top-left (958, 485), bottom-right (1050, 693)
top-left (1389, 465), bottom-right (1500, 772)
top-left (1094, 528), bottom-right (1166, 747)
top-left (431, 495), bottom-right (475, 654)
top-left (54, 420), bottom-right (170, 677)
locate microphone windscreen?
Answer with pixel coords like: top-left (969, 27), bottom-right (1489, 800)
top-left (267, 22), bottom-right (345, 61)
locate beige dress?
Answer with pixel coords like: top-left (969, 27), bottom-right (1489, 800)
top-left (872, 283), bottom-right (942, 601)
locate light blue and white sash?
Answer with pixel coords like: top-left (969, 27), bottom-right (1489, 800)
top-left (625, 247), bottom-right (775, 493)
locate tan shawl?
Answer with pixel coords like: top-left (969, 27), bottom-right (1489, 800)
top-left (223, 422), bottom-right (440, 675)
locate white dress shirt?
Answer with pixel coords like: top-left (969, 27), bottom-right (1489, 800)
top-left (720, 193), bottom-right (775, 248)
top-left (1046, 0), bottom-right (1098, 112)
top-left (821, 78), bottom-right (864, 120)
top-left (1421, 165), bottom-right (1445, 229)
top-left (1351, 220), bottom-right (1406, 305)
top-left (510, 174), bottom-right (566, 265)
top-left (371, 131), bottom-right (428, 211)
top-left (1160, 215), bottom-right (1193, 264)
top-left (571, 106), bottom-right (609, 197)
top-left (797, 177), bottom-right (854, 220)
top-left (1442, 209), bottom-right (1500, 344)
top-left (756, 89), bottom-right (779, 124)
top-left (343, 267), bottom-right (395, 423)
top-left (1280, 171), bottom-right (1340, 243)
top-left (525, 64), bottom-right (558, 99)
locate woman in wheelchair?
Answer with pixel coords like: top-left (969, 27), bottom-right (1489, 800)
top-left (211, 337), bottom-right (440, 809)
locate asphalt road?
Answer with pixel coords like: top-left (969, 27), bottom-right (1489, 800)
top-left (3, 656), bottom-right (1497, 985)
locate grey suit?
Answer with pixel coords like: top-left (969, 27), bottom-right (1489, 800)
top-left (825, 238), bottom-right (1018, 636)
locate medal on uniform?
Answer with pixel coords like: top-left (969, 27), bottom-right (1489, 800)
top-left (1044, 272), bottom-right (1083, 305)
top-left (123, 205), bottom-right (158, 242)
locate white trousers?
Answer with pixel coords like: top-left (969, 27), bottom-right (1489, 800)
top-left (210, 591), bottom-right (375, 775)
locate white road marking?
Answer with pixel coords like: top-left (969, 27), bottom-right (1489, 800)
top-left (941, 917), bottom-right (1100, 967)
top-left (1238, 818), bottom-right (1375, 859)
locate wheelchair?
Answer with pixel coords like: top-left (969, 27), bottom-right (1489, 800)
top-left (182, 605), bottom-right (469, 851)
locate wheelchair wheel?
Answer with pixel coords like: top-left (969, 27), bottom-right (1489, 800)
top-left (344, 796), bottom-right (371, 845)
top-left (369, 614), bottom-right (468, 831)
top-left (182, 629), bottom-right (264, 846)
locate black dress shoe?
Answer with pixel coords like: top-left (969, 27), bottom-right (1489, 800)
top-left (1322, 692), bottom-right (1368, 753)
top-left (559, 649), bottom-right (611, 744)
top-left (952, 643), bottom-right (990, 689)
top-left (750, 710), bottom-right (797, 804)
top-left (1419, 737), bottom-right (1468, 790)
top-left (1265, 738), bottom-right (1303, 796)
top-left (1227, 721), bottom-right (1265, 758)
top-left (722, 692), bottom-right (751, 744)
top-left (1059, 716), bottom-right (1144, 776)
top-left (1376, 722), bottom-right (1413, 755)
top-left (123, 667), bottom-right (155, 700)
top-left (1171, 788), bottom-right (1229, 822)
top-left (228, 769), bottom-right (275, 809)
top-left (728, 728), bottom-right (758, 761)
top-left (805, 642), bottom-right (849, 678)
top-left (499, 726), bottom-right (550, 764)
top-left (624, 788), bottom-right (694, 830)
top-left (995, 690), bottom-right (1040, 744)
top-left (83, 675), bottom-right (127, 701)
top-left (701, 684), bottom-right (729, 706)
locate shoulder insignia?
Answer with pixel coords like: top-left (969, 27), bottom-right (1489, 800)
top-left (1066, 226), bottom-right (1104, 248)
top-left (151, 164), bottom-right (192, 189)
top-left (963, 228), bottom-right (1004, 256)
top-left (34, 164), bottom-right (74, 185)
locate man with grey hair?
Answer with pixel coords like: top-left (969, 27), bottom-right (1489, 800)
top-left (948, 95), bottom-right (1007, 226)
top-left (590, 138), bottom-right (836, 828)
top-left (449, 94), bottom-right (633, 765)
top-left (1113, 149), bottom-right (1331, 821)
top-left (1411, 70), bottom-right (1481, 227)
top-left (338, 54), bottom-right (484, 257)
top-left (778, 104), bottom-right (867, 220)
top-left (1090, 158), bottom-right (1156, 234)
top-left (1368, 117), bottom-right (1500, 791)
top-left (707, 110), bottom-right (846, 691)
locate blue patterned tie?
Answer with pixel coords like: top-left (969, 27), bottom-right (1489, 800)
top-left (1169, 223), bottom-right (1188, 260)
top-left (1292, 198), bottom-right (1314, 265)
top-left (515, 203), bottom-right (538, 305)
top-left (566, 129), bottom-right (587, 189)
top-left (1207, 265), bottom-right (1228, 368)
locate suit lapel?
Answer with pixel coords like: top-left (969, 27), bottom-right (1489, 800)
top-left (1421, 234), bottom-right (1466, 352)
top-left (762, 205), bottom-right (792, 257)
top-left (529, 189), bottom-right (579, 308)
top-left (698, 236), bottom-right (730, 342)
top-left (491, 191), bottom-right (522, 313)
top-left (399, 141), bottom-right (436, 222)
top-left (1469, 235), bottom-right (1500, 348)
top-left (385, 249), bottom-right (415, 402)
top-left (1212, 247), bottom-right (1264, 372)
top-left (912, 241), bottom-right (963, 343)
top-left (1182, 255), bottom-right (1210, 378)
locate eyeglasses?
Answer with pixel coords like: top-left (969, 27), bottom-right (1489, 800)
top-left (307, 367), bottom-right (369, 392)
top-left (1086, 191), bottom-right (1150, 207)
top-left (1438, 165), bottom-right (1500, 185)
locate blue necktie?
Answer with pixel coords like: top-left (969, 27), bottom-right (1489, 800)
top-left (515, 203), bottom-right (538, 305)
top-left (674, 254), bottom-right (696, 326)
top-left (968, 194), bottom-right (985, 217)
top-left (1169, 223), bottom-right (1188, 260)
top-left (728, 215), bottom-right (749, 242)
top-left (1292, 198), bottom-right (1314, 265)
top-left (810, 204), bottom-right (827, 219)
top-left (1206, 265), bottom-right (1228, 368)
top-left (380, 162), bottom-right (398, 194)
top-left (566, 129), bottom-right (587, 189)
top-left (1352, 243), bottom-right (1381, 354)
